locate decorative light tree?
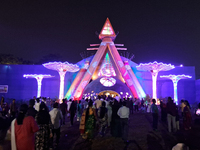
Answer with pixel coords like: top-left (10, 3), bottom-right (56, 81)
top-left (43, 62), bottom-right (79, 100)
top-left (23, 74), bottom-right (53, 98)
top-left (136, 61), bottom-right (175, 99)
top-left (160, 74), bottom-right (192, 104)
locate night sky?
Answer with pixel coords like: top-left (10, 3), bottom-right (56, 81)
top-left (0, 1), bottom-right (200, 78)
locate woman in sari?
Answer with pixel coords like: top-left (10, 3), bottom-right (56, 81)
top-left (11, 104), bottom-right (39, 150)
top-left (98, 101), bottom-right (108, 137)
top-left (79, 100), bottom-right (97, 139)
top-left (35, 102), bottom-right (53, 150)
top-left (182, 101), bottom-right (192, 130)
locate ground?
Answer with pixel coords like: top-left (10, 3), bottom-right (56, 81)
top-left (1, 112), bottom-right (200, 150)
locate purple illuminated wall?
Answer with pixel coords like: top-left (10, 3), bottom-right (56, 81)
top-left (0, 65), bottom-right (76, 101)
top-left (135, 66), bottom-right (196, 103)
top-left (0, 60), bottom-right (197, 104)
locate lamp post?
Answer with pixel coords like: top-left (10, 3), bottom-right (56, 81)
top-left (160, 74), bottom-right (192, 104)
top-left (136, 61), bottom-right (175, 99)
top-left (23, 74), bottom-right (53, 98)
top-left (43, 62), bottom-right (79, 100)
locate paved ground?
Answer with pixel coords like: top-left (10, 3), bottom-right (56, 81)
top-left (1, 112), bottom-right (200, 150)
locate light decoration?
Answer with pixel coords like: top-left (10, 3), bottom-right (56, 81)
top-left (100, 77), bottom-right (116, 87)
top-left (23, 74), bottom-right (53, 98)
top-left (43, 62), bottom-right (79, 100)
top-left (160, 74), bottom-right (192, 105)
top-left (101, 21), bottom-right (114, 35)
top-left (136, 61), bottom-right (175, 99)
top-left (98, 53), bottom-right (116, 77)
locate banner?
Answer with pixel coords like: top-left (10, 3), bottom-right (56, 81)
top-left (0, 85), bottom-right (8, 93)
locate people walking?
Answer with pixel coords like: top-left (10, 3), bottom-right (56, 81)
top-left (77, 100), bottom-right (82, 121)
top-left (49, 102), bottom-right (63, 146)
top-left (111, 100), bottom-right (121, 137)
top-left (151, 99), bottom-right (158, 131)
top-left (69, 101), bottom-right (76, 126)
top-left (11, 104), bottom-right (39, 150)
top-left (107, 102), bottom-right (112, 127)
top-left (27, 99), bottom-right (38, 118)
top-left (60, 99), bottom-right (67, 125)
top-left (166, 97), bottom-right (177, 132)
top-left (182, 101), bottom-right (192, 130)
top-left (35, 98), bottom-right (40, 112)
top-left (35, 102), bottom-right (53, 150)
top-left (10, 99), bottom-right (17, 119)
top-left (117, 101), bottom-right (129, 143)
top-left (98, 101), bottom-right (108, 137)
top-left (79, 100), bottom-right (97, 140)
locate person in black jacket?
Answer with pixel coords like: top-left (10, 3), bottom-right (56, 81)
top-left (166, 97), bottom-right (177, 132)
top-left (69, 101), bottom-right (76, 126)
top-left (60, 99), bottom-right (67, 125)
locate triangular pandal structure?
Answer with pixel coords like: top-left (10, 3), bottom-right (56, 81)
top-left (65, 18), bottom-right (146, 100)
top-left (99, 18), bottom-right (116, 40)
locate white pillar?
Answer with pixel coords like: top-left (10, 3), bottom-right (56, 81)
top-left (151, 70), bottom-right (158, 99)
top-left (58, 71), bottom-right (67, 100)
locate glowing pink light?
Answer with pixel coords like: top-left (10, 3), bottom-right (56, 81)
top-left (160, 74), bottom-right (192, 104)
top-left (23, 74), bottom-right (54, 98)
top-left (136, 61), bottom-right (175, 99)
top-left (43, 62), bottom-right (79, 101)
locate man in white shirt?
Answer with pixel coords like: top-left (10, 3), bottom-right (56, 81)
top-left (117, 101), bottom-right (130, 143)
top-left (94, 96), bottom-right (102, 109)
top-left (49, 102), bottom-right (63, 146)
top-left (35, 98), bottom-right (40, 112)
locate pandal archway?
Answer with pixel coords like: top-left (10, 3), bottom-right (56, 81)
top-left (98, 90), bottom-right (120, 98)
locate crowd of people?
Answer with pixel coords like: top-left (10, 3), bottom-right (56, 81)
top-left (0, 95), bottom-right (200, 150)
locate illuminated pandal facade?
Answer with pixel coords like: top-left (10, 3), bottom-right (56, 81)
top-left (21, 18), bottom-right (193, 103)
top-left (65, 18), bottom-right (146, 100)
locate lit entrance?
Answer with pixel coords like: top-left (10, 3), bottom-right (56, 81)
top-left (98, 90), bottom-right (120, 98)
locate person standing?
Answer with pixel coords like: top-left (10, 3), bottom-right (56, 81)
top-left (166, 97), bottom-right (177, 132)
top-left (11, 104), bottom-right (39, 150)
top-left (69, 101), bottom-right (76, 126)
top-left (35, 102), bottom-right (53, 150)
top-left (94, 96), bottom-right (102, 110)
top-left (10, 99), bottom-right (17, 119)
top-left (134, 98), bottom-right (139, 112)
top-left (117, 101), bottom-right (129, 143)
top-left (111, 100), bottom-right (121, 137)
top-left (49, 102), bottom-right (63, 146)
top-left (151, 99), bottom-right (159, 131)
top-left (35, 98), bottom-right (40, 112)
top-left (79, 100), bottom-right (97, 140)
top-left (129, 99), bottom-right (133, 114)
top-left (107, 102), bottom-right (112, 127)
top-left (77, 100), bottom-right (82, 121)
top-left (67, 99), bottom-right (72, 118)
top-left (98, 101), bottom-right (108, 137)
top-left (60, 99), bottom-right (67, 125)
top-left (182, 101), bottom-right (192, 130)
top-left (27, 99), bottom-right (38, 118)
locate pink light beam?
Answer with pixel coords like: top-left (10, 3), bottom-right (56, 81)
top-left (43, 62), bottom-right (79, 100)
top-left (23, 74), bottom-right (54, 98)
top-left (160, 74), bottom-right (192, 104)
top-left (136, 61), bottom-right (175, 99)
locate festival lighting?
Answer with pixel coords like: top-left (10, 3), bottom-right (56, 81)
top-left (100, 77), bottom-right (116, 87)
top-left (160, 74), bottom-right (192, 104)
top-left (43, 62), bottom-right (79, 100)
top-left (23, 74), bottom-right (53, 97)
top-left (136, 61), bottom-right (175, 99)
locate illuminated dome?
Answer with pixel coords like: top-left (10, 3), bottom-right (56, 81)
top-left (83, 77), bottom-right (133, 97)
top-left (100, 77), bottom-right (116, 87)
